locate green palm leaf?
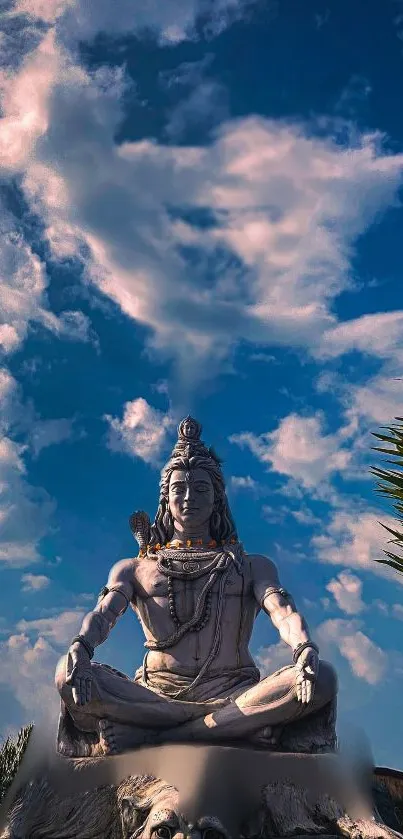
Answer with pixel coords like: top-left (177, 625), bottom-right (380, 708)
top-left (0, 724), bottom-right (33, 803)
top-left (371, 416), bottom-right (403, 576)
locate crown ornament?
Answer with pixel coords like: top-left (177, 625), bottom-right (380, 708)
top-left (172, 416), bottom-right (222, 465)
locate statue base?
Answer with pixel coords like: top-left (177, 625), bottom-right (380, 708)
top-left (2, 734), bottom-right (402, 839)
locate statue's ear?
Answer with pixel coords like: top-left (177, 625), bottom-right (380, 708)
top-left (120, 796), bottom-right (147, 838)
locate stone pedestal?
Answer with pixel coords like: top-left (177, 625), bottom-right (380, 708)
top-left (1, 738), bottom-right (402, 839)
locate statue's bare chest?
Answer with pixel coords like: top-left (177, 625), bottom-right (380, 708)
top-left (133, 555), bottom-right (249, 603)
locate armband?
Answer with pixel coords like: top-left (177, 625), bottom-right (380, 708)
top-left (96, 585), bottom-right (131, 614)
top-left (264, 586), bottom-right (290, 600)
top-left (71, 635), bottom-right (94, 659)
top-left (107, 585), bottom-right (131, 612)
top-left (293, 641), bottom-right (319, 664)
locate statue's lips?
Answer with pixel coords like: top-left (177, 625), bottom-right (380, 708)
top-left (181, 508), bottom-right (199, 514)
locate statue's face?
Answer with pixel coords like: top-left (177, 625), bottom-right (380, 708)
top-left (182, 418), bottom-right (197, 438)
top-left (168, 468), bottom-right (214, 532)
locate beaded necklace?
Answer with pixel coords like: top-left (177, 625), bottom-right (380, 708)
top-left (165, 557), bottom-right (213, 631)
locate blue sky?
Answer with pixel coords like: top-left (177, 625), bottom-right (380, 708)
top-left (1, 0), bottom-right (403, 768)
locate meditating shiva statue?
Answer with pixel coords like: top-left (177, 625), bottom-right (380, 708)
top-left (55, 417), bottom-right (338, 757)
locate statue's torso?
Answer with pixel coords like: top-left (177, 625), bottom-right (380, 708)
top-left (130, 550), bottom-right (260, 677)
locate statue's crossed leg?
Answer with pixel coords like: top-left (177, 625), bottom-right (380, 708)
top-left (56, 655), bottom-right (337, 755)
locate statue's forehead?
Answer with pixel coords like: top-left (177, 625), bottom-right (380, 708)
top-left (170, 468), bottom-right (212, 484)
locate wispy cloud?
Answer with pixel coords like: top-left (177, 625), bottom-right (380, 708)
top-left (2, 17), bottom-right (402, 384)
top-left (16, 609), bottom-right (84, 646)
top-left (0, 609), bottom-right (84, 726)
top-left (311, 508), bottom-right (403, 584)
top-left (317, 618), bottom-right (387, 685)
top-left (230, 475), bottom-right (260, 492)
top-left (105, 397), bottom-right (174, 466)
top-left (230, 412), bottom-right (352, 489)
top-left (0, 374), bottom-right (55, 567)
top-left (21, 573), bottom-right (51, 592)
top-left (255, 640), bottom-right (291, 676)
top-left (326, 571), bottom-right (366, 615)
top-left (5, 0), bottom-right (263, 43)
top-left (317, 311), bottom-right (403, 366)
top-left (30, 417), bottom-right (75, 458)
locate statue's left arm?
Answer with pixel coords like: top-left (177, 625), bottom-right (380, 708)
top-left (250, 553), bottom-right (319, 704)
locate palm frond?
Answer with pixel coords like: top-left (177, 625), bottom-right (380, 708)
top-left (371, 415), bottom-right (403, 577)
top-left (0, 723), bottom-right (33, 803)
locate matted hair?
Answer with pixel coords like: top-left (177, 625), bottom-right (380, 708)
top-left (149, 452), bottom-right (238, 547)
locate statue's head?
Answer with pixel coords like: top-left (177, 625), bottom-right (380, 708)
top-left (149, 417), bottom-right (238, 547)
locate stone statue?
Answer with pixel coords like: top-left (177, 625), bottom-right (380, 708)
top-left (55, 417), bottom-right (338, 758)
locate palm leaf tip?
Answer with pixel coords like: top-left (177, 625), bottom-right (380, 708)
top-left (371, 416), bottom-right (403, 578)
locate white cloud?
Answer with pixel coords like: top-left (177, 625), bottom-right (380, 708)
top-left (290, 507), bottom-right (322, 526)
top-left (105, 398), bottom-right (174, 465)
top-left (30, 417), bottom-right (75, 458)
top-left (0, 608), bottom-right (83, 727)
top-left (373, 599), bottom-right (389, 616)
top-left (317, 312), bottom-right (403, 365)
top-left (11, 0), bottom-right (74, 23)
top-left (230, 475), bottom-right (260, 492)
top-left (0, 434), bottom-right (54, 567)
top-left (0, 368), bottom-right (19, 426)
top-left (7, 0), bottom-right (261, 43)
top-left (0, 632), bottom-right (60, 725)
top-left (2, 25), bottom-right (401, 383)
top-left (16, 609), bottom-right (84, 646)
top-left (311, 509), bottom-right (403, 584)
top-left (392, 603), bottom-right (403, 620)
top-left (0, 203), bottom-right (48, 355)
top-left (230, 412), bottom-right (351, 489)
top-left (21, 573), bottom-right (51, 591)
top-left (255, 640), bottom-right (291, 676)
top-left (345, 374), bottom-right (403, 427)
top-left (317, 618), bottom-right (387, 685)
top-left (326, 571), bottom-right (365, 615)
top-left (165, 80), bottom-right (227, 140)
top-left (0, 29), bottom-right (59, 174)
top-left (0, 372), bottom-right (55, 567)
top-left (1, 2), bottom-right (403, 390)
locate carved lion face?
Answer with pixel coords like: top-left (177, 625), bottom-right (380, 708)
top-left (121, 786), bottom-right (230, 839)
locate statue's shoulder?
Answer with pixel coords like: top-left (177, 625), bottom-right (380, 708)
top-left (107, 557), bottom-right (138, 587)
top-left (243, 552), bottom-right (279, 582)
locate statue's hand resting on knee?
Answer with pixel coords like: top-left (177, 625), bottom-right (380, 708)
top-left (66, 642), bottom-right (93, 706)
top-left (295, 646), bottom-right (319, 705)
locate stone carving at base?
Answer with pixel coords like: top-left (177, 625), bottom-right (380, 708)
top-left (2, 747), bottom-right (402, 839)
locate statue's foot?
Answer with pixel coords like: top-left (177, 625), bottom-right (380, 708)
top-left (99, 719), bottom-right (159, 755)
top-left (249, 725), bottom-right (283, 749)
top-left (57, 712), bottom-right (99, 758)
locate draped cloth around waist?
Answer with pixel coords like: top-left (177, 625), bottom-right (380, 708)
top-left (134, 663), bottom-right (261, 703)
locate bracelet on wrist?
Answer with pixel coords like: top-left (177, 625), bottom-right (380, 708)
top-left (71, 635), bottom-right (94, 660)
top-left (292, 641), bottom-right (319, 664)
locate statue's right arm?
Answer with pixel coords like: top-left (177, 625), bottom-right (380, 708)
top-left (69, 558), bottom-right (136, 656)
